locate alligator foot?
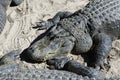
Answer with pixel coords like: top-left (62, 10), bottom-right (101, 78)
top-left (33, 11), bottom-right (72, 30)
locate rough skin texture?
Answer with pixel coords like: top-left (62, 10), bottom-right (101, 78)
top-left (0, 51), bottom-right (119, 80)
top-left (20, 0), bottom-right (120, 78)
top-left (1, 50), bottom-right (105, 79)
top-left (0, 64), bottom-right (100, 80)
top-left (0, 0), bottom-right (23, 33)
top-left (24, 0), bottom-right (120, 68)
top-left (0, 65), bottom-right (119, 80)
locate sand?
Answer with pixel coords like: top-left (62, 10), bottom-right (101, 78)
top-left (0, 0), bottom-right (120, 78)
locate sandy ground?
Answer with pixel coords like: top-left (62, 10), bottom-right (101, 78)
top-left (0, 0), bottom-right (120, 78)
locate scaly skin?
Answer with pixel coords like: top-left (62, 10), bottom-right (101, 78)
top-left (0, 0), bottom-right (23, 33)
top-left (0, 64), bottom-right (119, 80)
top-left (0, 64), bottom-right (109, 80)
top-left (0, 51), bottom-right (119, 80)
top-left (21, 0), bottom-right (120, 78)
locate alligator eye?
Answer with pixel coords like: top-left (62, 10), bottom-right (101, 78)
top-left (84, 30), bottom-right (87, 33)
top-left (39, 58), bottom-right (45, 62)
top-left (27, 47), bottom-right (34, 53)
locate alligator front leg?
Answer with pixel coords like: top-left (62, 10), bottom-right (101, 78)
top-left (33, 11), bottom-right (72, 30)
top-left (89, 32), bottom-right (112, 69)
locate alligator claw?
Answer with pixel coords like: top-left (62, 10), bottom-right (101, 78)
top-left (95, 63), bottom-right (105, 70)
top-left (33, 21), bottom-right (48, 30)
top-left (90, 60), bottom-right (105, 70)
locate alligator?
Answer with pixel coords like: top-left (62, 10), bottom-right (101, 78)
top-left (0, 0), bottom-right (23, 33)
top-left (0, 64), bottom-right (119, 80)
top-left (19, 0), bottom-right (120, 78)
top-left (0, 64), bottom-right (120, 80)
top-left (0, 50), bottom-right (119, 80)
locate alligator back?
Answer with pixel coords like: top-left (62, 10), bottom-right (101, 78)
top-left (58, 0), bottom-right (120, 53)
top-left (81, 0), bottom-right (120, 37)
top-left (60, 0), bottom-right (120, 41)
